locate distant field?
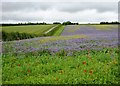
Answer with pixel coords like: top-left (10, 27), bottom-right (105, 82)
top-left (2, 25), bottom-right (55, 35)
top-left (2, 24), bottom-right (117, 36)
top-left (89, 25), bottom-right (118, 30)
top-left (2, 24), bottom-right (65, 41)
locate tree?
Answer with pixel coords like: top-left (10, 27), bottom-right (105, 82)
top-left (62, 21), bottom-right (72, 25)
top-left (53, 22), bottom-right (61, 24)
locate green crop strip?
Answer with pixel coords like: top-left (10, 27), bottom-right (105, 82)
top-left (53, 25), bottom-right (65, 36)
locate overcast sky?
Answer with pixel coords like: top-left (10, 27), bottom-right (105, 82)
top-left (1, 0), bottom-right (119, 24)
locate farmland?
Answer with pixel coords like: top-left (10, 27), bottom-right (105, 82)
top-left (2, 24), bottom-right (64, 41)
top-left (1, 24), bottom-right (119, 84)
top-left (2, 25), bottom-right (55, 35)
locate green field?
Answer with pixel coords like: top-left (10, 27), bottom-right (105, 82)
top-left (2, 24), bottom-right (65, 41)
top-left (53, 25), bottom-right (66, 36)
top-left (2, 25), bottom-right (55, 35)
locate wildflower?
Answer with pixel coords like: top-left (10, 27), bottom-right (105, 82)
top-left (28, 69), bottom-right (30, 73)
top-left (84, 70), bottom-right (87, 73)
top-left (60, 70), bottom-right (63, 74)
top-left (18, 64), bottom-right (21, 66)
top-left (83, 62), bottom-right (86, 65)
top-left (89, 70), bottom-right (93, 74)
top-left (88, 49), bottom-right (90, 53)
top-left (28, 64), bottom-right (30, 66)
top-left (56, 77), bottom-right (59, 81)
top-left (87, 54), bottom-right (92, 60)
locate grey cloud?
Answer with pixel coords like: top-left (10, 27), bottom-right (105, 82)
top-left (2, 12), bottom-right (43, 21)
top-left (2, 2), bottom-right (52, 12)
top-left (1, 2), bottom-right (118, 23)
top-left (54, 2), bottom-right (117, 13)
top-left (2, 2), bottom-right (118, 13)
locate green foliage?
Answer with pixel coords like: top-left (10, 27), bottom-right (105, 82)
top-left (62, 21), bottom-right (78, 25)
top-left (43, 24), bottom-right (62, 36)
top-left (100, 21), bottom-right (120, 24)
top-left (2, 31), bottom-right (37, 41)
top-left (53, 22), bottom-right (61, 24)
top-left (2, 48), bottom-right (119, 84)
top-left (53, 25), bottom-right (65, 36)
top-left (62, 21), bottom-right (72, 25)
top-left (2, 25), bottom-right (65, 41)
top-left (2, 25), bottom-right (55, 35)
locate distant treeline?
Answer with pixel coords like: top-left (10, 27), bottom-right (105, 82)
top-left (1, 21), bottom-right (120, 26)
top-left (1, 21), bottom-right (79, 26)
top-left (1, 22), bottom-right (47, 26)
top-left (100, 21), bottom-right (120, 24)
top-left (53, 22), bottom-right (61, 24)
top-left (62, 21), bottom-right (79, 25)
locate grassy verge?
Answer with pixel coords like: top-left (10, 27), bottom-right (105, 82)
top-left (43, 24), bottom-right (62, 36)
top-left (53, 25), bottom-right (65, 36)
top-left (2, 48), bottom-right (119, 84)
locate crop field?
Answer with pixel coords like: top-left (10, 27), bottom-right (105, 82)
top-left (2, 25), bottom-right (55, 35)
top-left (2, 24), bottom-right (64, 41)
top-left (1, 24), bottom-right (119, 84)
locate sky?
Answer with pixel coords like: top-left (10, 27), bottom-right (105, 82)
top-left (1, 0), bottom-right (119, 24)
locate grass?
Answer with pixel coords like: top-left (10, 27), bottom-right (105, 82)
top-left (2, 24), bottom-right (65, 41)
top-left (2, 48), bottom-right (119, 84)
top-left (53, 25), bottom-right (65, 36)
top-left (2, 25), bottom-right (55, 35)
